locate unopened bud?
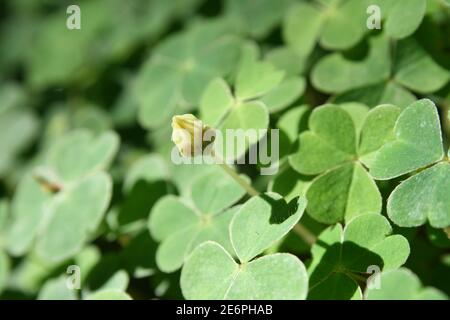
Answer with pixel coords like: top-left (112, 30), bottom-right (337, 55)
top-left (171, 114), bottom-right (215, 157)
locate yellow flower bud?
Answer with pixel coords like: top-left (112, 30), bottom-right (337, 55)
top-left (171, 114), bottom-right (214, 157)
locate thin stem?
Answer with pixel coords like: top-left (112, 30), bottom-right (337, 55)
top-left (444, 227), bottom-right (450, 239)
top-left (212, 152), bottom-right (317, 246)
top-left (293, 224), bottom-right (317, 246)
top-left (214, 155), bottom-right (259, 197)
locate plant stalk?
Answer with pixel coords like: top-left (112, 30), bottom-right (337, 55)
top-left (213, 153), bottom-right (316, 246)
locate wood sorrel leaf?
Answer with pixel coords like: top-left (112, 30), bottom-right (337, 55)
top-left (387, 162), bottom-right (450, 228)
top-left (0, 251), bottom-right (8, 294)
top-left (369, 0), bottom-right (427, 39)
top-left (308, 214), bottom-right (410, 299)
top-left (283, 0), bottom-right (367, 55)
top-left (289, 104), bottom-right (357, 175)
top-left (136, 20), bottom-right (240, 129)
top-left (312, 34), bottom-right (391, 94)
top-left (235, 58), bottom-right (285, 101)
top-left (260, 77), bottom-right (306, 113)
top-left (148, 169), bottom-right (245, 273)
top-left (6, 174), bottom-right (52, 256)
top-left (180, 241), bottom-right (308, 300)
top-left (85, 290), bottom-right (132, 300)
top-left (36, 172), bottom-right (112, 263)
top-left (199, 78), bottom-right (234, 127)
top-left (47, 130), bottom-right (119, 182)
top-left (332, 82), bottom-right (417, 109)
top-left (365, 268), bottom-right (447, 300)
top-left (394, 38), bottom-right (450, 94)
top-left (358, 104), bottom-right (401, 167)
top-left (230, 193), bottom-right (307, 262)
top-left (369, 99), bottom-right (444, 180)
top-left (38, 276), bottom-right (77, 300)
top-left (306, 163), bottom-right (382, 224)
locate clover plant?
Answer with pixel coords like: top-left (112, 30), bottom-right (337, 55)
top-left (0, 0), bottom-right (449, 301)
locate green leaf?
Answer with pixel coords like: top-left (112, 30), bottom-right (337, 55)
top-left (230, 193), bottom-right (306, 262)
top-left (36, 172), bottom-right (112, 263)
top-left (85, 290), bottom-right (132, 300)
top-left (306, 163), bottom-right (381, 224)
top-left (123, 154), bottom-right (169, 193)
top-left (6, 174), bottom-right (52, 256)
top-left (191, 170), bottom-right (246, 215)
top-left (38, 276), bottom-right (77, 300)
top-left (235, 59), bottom-right (285, 101)
top-left (266, 47), bottom-right (306, 77)
top-left (358, 104), bottom-right (401, 167)
top-left (387, 162), bottom-right (450, 228)
top-left (199, 78), bottom-right (234, 127)
top-left (148, 170), bottom-right (245, 272)
top-left (312, 34), bottom-right (391, 94)
top-left (225, 0), bottom-right (292, 39)
top-left (0, 251), bottom-right (9, 294)
top-left (365, 268), bottom-right (447, 300)
top-left (370, 99), bottom-right (444, 180)
top-left (47, 130), bottom-right (119, 182)
top-left (180, 241), bottom-right (308, 300)
top-left (260, 77), bottom-right (306, 113)
top-left (394, 38), bottom-right (450, 94)
top-left (319, 0), bottom-right (367, 50)
top-left (136, 20), bottom-right (240, 129)
top-left (332, 82), bottom-right (417, 109)
top-left (308, 273), bottom-right (362, 300)
top-left (371, 0), bottom-right (427, 39)
top-left (289, 105), bottom-right (356, 175)
top-left (308, 214), bottom-right (410, 298)
top-left (0, 84), bottom-right (39, 177)
top-left (283, 0), bottom-right (367, 55)
top-left (216, 101), bottom-right (269, 161)
top-left (283, 2), bottom-right (322, 57)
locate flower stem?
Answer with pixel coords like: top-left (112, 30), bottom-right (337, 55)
top-left (444, 227), bottom-right (450, 239)
top-left (214, 155), bottom-right (259, 197)
top-left (293, 224), bottom-right (316, 246)
top-left (213, 153), bottom-right (316, 246)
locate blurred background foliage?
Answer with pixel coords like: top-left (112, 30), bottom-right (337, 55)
top-left (0, 0), bottom-right (449, 299)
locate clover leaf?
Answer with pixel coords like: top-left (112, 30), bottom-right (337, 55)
top-left (200, 52), bottom-right (304, 159)
top-left (148, 169), bottom-right (246, 273)
top-left (0, 251), bottom-right (8, 295)
top-left (289, 104), bottom-right (386, 224)
top-left (180, 194), bottom-right (308, 300)
top-left (181, 242), bottom-right (308, 300)
top-left (312, 33), bottom-right (450, 103)
top-left (230, 192), bottom-right (307, 262)
top-left (27, 0), bottom-right (198, 89)
top-left (369, 99), bottom-right (444, 180)
top-left (369, 0), bottom-right (427, 39)
top-left (38, 276), bottom-right (77, 300)
top-left (365, 268), bottom-right (447, 300)
top-left (136, 19), bottom-right (241, 129)
top-left (283, 0), bottom-right (368, 55)
top-left (225, 0), bottom-right (293, 39)
top-left (308, 214), bottom-right (410, 300)
top-left (387, 162), bottom-right (450, 228)
top-left (0, 83), bottom-right (38, 178)
top-left (85, 290), bottom-right (132, 300)
top-left (6, 130), bottom-right (119, 263)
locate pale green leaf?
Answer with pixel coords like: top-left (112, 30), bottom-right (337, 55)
top-left (370, 99), bottom-right (444, 180)
top-left (181, 241), bottom-right (308, 300)
top-left (387, 162), bottom-right (450, 228)
top-left (306, 163), bottom-right (381, 224)
top-left (365, 268), bottom-right (447, 300)
top-left (230, 193), bottom-right (306, 262)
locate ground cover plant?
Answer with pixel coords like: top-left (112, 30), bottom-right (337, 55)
top-left (0, 0), bottom-right (449, 300)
